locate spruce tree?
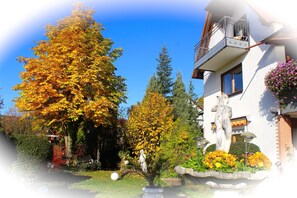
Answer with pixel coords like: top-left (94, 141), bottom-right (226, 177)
top-left (172, 73), bottom-right (202, 137)
top-left (172, 72), bottom-right (189, 120)
top-left (187, 81), bottom-right (202, 136)
top-left (145, 74), bottom-right (160, 94)
top-left (188, 80), bottom-right (198, 102)
top-left (155, 46), bottom-right (173, 99)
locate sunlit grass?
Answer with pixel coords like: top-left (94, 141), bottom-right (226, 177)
top-left (70, 170), bottom-right (214, 198)
top-left (71, 171), bottom-right (147, 198)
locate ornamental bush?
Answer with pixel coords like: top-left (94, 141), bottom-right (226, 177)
top-left (205, 144), bottom-right (216, 153)
top-left (264, 60), bottom-right (297, 105)
top-left (229, 142), bottom-right (260, 160)
top-left (205, 142), bottom-right (261, 159)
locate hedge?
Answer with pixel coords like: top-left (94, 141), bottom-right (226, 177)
top-left (12, 134), bottom-right (51, 177)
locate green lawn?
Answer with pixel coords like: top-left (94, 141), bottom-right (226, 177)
top-left (70, 171), bottom-right (147, 198)
top-left (70, 171), bottom-right (214, 198)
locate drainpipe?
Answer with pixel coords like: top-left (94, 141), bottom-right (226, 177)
top-left (245, 41), bottom-right (264, 49)
top-left (245, 28), bottom-right (283, 50)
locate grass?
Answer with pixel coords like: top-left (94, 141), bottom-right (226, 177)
top-left (70, 171), bottom-right (147, 198)
top-left (70, 170), bottom-right (214, 198)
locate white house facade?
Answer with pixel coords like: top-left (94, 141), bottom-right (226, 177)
top-left (192, 0), bottom-right (297, 168)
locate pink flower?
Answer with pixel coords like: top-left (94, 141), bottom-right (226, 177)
top-left (265, 60), bottom-right (297, 106)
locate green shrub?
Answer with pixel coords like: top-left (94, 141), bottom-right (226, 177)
top-left (78, 161), bottom-right (101, 171)
top-left (160, 118), bottom-right (199, 177)
top-left (229, 142), bottom-right (260, 160)
top-left (205, 142), bottom-right (260, 160)
top-left (205, 144), bottom-right (216, 153)
top-left (12, 134), bottom-right (51, 177)
top-left (181, 150), bottom-right (207, 172)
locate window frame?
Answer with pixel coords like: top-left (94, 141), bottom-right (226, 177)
top-left (221, 64), bottom-right (243, 97)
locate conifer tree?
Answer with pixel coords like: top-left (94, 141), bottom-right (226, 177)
top-left (172, 72), bottom-right (189, 120)
top-left (161, 76), bottom-right (201, 176)
top-left (155, 46), bottom-right (173, 99)
top-left (145, 74), bottom-right (160, 94)
top-left (0, 96), bottom-right (3, 112)
top-left (187, 81), bottom-right (202, 136)
top-left (188, 80), bottom-right (198, 102)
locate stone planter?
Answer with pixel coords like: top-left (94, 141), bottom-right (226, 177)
top-left (174, 166), bottom-right (271, 190)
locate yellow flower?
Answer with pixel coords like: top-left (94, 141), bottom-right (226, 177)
top-left (215, 162), bottom-right (221, 168)
top-left (203, 150), bottom-right (237, 171)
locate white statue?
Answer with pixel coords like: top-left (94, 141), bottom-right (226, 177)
top-left (211, 94), bottom-right (232, 152)
top-left (138, 149), bottom-right (147, 173)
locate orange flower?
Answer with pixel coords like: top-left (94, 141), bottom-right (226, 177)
top-left (247, 152), bottom-right (272, 170)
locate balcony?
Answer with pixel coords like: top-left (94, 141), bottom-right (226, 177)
top-left (193, 16), bottom-right (249, 79)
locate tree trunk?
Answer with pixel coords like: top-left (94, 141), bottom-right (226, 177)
top-left (147, 174), bottom-right (156, 187)
top-left (96, 135), bottom-right (100, 163)
top-left (64, 135), bottom-right (72, 165)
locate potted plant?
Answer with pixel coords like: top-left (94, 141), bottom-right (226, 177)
top-left (114, 92), bottom-right (174, 196)
top-left (264, 60), bottom-right (297, 107)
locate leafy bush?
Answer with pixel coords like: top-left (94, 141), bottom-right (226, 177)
top-left (79, 161), bottom-right (101, 171)
top-left (205, 144), bottom-right (216, 153)
top-left (205, 142), bottom-right (261, 160)
top-left (229, 142), bottom-right (260, 159)
top-left (12, 134), bottom-right (51, 176)
top-left (52, 145), bottom-right (66, 168)
top-left (160, 118), bottom-right (199, 177)
top-left (203, 150), bottom-right (237, 172)
top-left (181, 150), bottom-right (207, 172)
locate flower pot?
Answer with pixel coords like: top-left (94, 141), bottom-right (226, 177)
top-left (284, 88), bottom-right (297, 104)
top-left (142, 186), bottom-right (164, 198)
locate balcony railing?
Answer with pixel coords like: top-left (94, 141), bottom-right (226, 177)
top-left (194, 16), bottom-right (249, 66)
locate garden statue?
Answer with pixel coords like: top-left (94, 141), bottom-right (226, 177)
top-left (139, 149), bottom-right (147, 173)
top-left (195, 137), bottom-right (209, 154)
top-left (211, 94), bottom-right (232, 152)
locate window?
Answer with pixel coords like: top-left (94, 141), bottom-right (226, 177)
top-left (222, 65), bottom-right (243, 96)
top-left (232, 134), bottom-right (244, 143)
top-left (231, 126), bottom-right (245, 143)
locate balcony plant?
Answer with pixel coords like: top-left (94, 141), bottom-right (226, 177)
top-left (264, 60), bottom-right (297, 107)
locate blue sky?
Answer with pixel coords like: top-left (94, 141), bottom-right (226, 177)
top-left (0, 0), bottom-right (294, 114)
top-left (0, 0), bottom-right (209, 114)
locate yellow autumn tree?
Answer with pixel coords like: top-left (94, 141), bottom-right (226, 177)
top-left (126, 91), bottom-right (174, 186)
top-left (13, 3), bottom-right (126, 157)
